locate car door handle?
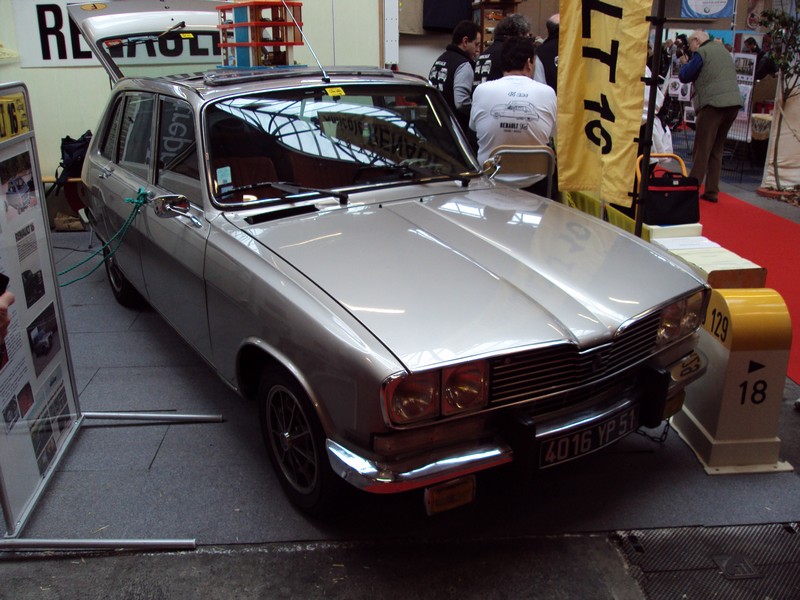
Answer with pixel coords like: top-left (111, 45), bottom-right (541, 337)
top-left (98, 166), bottom-right (115, 180)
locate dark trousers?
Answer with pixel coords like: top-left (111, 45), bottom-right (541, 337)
top-left (689, 105), bottom-right (740, 199)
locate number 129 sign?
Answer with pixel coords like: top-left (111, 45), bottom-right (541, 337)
top-left (701, 289), bottom-right (790, 422)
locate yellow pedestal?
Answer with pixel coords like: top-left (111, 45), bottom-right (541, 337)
top-left (672, 289), bottom-right (793, 474)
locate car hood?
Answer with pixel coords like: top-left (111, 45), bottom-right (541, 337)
top-left (236, 188), bottom-right (704, 371)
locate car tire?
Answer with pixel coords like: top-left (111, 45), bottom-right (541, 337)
top-left (102, 247), bottom-right (145, 308)
top-left (258, 371), bottom-right (346, 517)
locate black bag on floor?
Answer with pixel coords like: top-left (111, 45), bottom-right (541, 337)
top-left (47, 130), bottom-right (92, 196)
top-left (643, 170), bottom-right (700, 226)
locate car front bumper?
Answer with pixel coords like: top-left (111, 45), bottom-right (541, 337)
top-left (327, 348), bottom-right (707, 493)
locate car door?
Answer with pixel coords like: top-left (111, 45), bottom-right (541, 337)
top-left (85, 92), bottom-right (155, 297)
top-left (138, 95), bottom-right (212, 361)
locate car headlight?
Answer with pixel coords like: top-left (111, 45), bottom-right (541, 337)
top-left (385, 371), bottom-right (440, 424)
top-left (656, 290), bottom-right (707, 346)
top-left (442, 363), bottom-right (488, 415)
top-left (384, 361), bottom-right (490, 425)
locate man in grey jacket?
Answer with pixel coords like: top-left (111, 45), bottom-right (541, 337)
top-left (679, 31), bottom-right (742, 202)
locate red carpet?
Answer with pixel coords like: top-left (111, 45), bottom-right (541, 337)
top-left (699, 192), bottom-right (799, 383)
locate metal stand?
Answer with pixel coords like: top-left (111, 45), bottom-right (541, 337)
top-left (634, 1), bottom-right (667, 238)
top-left (3, 411), bottom-right (224, 551)
top-left (0, 538), bottom-right (196, 551)
top-left (83, 412), bottom-right (224, 423)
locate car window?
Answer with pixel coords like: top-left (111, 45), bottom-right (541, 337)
top-left (156, 97), bottom-right (200, 199)
top-left (117, 93), bottom-right (154, 180)
top-left (100, 96), bottom-right (124, 161)
top-left (204, 84), bottom-right (474, 207)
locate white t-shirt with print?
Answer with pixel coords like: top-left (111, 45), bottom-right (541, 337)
top-left (469, 75), bottom-right (557, 164)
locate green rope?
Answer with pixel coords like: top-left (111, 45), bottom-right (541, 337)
top-left (58, 188), bottom-right (148, 287)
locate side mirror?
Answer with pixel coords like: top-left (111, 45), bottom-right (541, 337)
top-left (150, 194), bottom-right (202, 228)
top-left (482, 156), bottom-right (501, 179)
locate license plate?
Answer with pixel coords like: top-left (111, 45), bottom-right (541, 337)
top-left (538, 404), bottom-right (639, 469)
top-left (670, 350), bottom-right (704, 383)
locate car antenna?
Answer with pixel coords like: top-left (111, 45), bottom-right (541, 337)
top-left (280, 0), bottom-right (330, 83)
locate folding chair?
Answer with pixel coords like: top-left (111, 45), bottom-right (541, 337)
top-left (484, 145), bottom-right (556, 198)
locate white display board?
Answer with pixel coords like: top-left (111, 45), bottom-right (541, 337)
top-left (0, 82), bottom-right (82, 537)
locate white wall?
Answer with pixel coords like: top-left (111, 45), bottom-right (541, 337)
top-left (0, 0), bottom-right (110, 176)
top-left (0, 0), bottom-right (381, 174)
top-left (397, 33), bottom-right (449, 79)
top-left (292, 0), bottom-right (380, 68)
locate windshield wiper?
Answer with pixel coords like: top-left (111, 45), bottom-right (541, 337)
top-left (217, 180), bottom-right (349, 205)
top-left (272, 182), bottom-right (349, 205)
top-left (107, 21), bottom-right (186, 48)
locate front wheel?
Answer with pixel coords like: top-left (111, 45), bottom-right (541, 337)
top-left (258, 371), bottom-right (346, 516)
top-left (102, 246), bottom-right (144, 308)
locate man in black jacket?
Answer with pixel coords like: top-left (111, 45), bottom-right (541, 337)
top-left (429, 20), bottom-right (482, 147)
top-left (473, 14), bottom-right (532, 86)
top-left (536, 14), bottom-right (559, 92)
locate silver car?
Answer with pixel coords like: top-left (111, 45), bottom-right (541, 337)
top-left (71, 0), bottom-right (708, 515)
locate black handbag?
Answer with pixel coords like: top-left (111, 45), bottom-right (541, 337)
top-left (638, 154), bottom-right (700, 226)
top-left (47, 130), bottom-right (92, 196)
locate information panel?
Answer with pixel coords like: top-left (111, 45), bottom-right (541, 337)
top-left (0, 82), bottom-right (82, 537)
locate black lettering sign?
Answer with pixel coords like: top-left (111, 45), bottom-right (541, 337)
top-left (70, 18), bottom-right (93, 59)
top-left (585, 120), bottom-right (612, 154)
top-left (108, 32), bottom-right (221, 60)
top-left (35, 4), bottom-right (92, 61)
top-left (581, 0), bottom-right (623, 38)
top-left (579, 0), bottom-right (624, 154)
top-left (37, 4), bottom-right (67, 61)
top-left (15, 223), bottom-right (35, 242)
top-left (582, 40), bottom-right (620, 83)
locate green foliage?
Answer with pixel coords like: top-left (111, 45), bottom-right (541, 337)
top-left (759, 8), bottom-right (800, 103)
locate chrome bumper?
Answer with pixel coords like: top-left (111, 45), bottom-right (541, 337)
top-left (327, 347), bottom-right (708, 494)
top-left (326, 439), bottom-right (513, 494)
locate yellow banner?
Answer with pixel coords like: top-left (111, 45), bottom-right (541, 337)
top-left (0, 93), bottom-right (31, 142)
top-left (556, 0), bottom-right (650, 207)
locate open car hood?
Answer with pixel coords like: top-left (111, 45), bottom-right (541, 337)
top-left (67, 0), bottom-right (222, 83)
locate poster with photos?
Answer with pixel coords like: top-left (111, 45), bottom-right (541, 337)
top-left (0, 83), bottom-right (81, 537)
top-left (728, 84), bottom-right (754, 142)
top-left (734, 53), bottom-right (757, 84)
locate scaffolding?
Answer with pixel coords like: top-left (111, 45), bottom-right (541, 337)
top-left (217, 1), bottom-right (303, 68)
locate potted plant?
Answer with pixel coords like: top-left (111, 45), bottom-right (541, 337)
top-left (757, 8), bottom-right (800, 197)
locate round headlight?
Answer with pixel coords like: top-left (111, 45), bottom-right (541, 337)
top-left (442, 363), bottom-right (488, 415)
top-left (682, 291), bottom-right (706, 332)
top-left (657, 301), bottom-right (684, 345)
top-left (386, 372), bottom-right (440, 424)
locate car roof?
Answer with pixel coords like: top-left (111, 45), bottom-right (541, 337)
top-left (112, 67), bottom-right (429, 105)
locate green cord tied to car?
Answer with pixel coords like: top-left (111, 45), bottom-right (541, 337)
top-left (57, 188), bottom-right (148, 287)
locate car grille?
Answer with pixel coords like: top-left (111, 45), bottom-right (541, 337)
top-left (488, 311), bottom-right (661, 408)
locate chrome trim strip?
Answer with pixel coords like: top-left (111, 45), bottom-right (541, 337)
top-left (534, 398), bottom-right (636, 439)
top-left (326, 440), bottom-right (513, 494)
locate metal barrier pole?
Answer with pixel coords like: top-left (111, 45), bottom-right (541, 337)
top-left (83, 412), bottom-right (224, 423)
top-left (0, 539), bottom-right (196, 551)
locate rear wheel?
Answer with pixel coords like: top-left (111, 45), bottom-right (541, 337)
top-left (102, 247), bottom-right (144, 308)
top-left (258, 371), bottom-right (346, 516)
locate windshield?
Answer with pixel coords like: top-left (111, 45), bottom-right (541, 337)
top-left (204, 84), bottom-right (477, 208)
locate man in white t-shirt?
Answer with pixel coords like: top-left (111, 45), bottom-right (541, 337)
top-left (469, 36), bottom-right (557, 167)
